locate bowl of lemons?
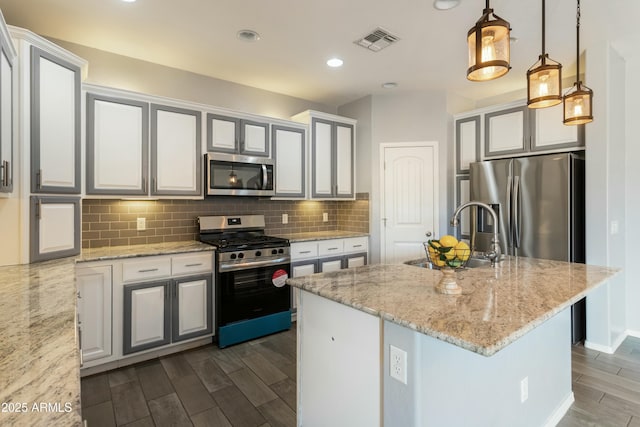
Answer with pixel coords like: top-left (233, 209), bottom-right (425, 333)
top-left (423, 235), bottom-right (471, 295)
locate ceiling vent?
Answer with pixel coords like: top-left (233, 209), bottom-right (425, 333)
top-left (354, 27), bottom-right (400, 52)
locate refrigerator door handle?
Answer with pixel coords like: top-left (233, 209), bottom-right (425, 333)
top-left (513, 175), bottom-right (521, 249)
top-left (506, 175), bottom-right (513, 251)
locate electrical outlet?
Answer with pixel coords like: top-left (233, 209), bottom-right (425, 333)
top-left (323, 212), bottom-right (328, 222)
top-left (136, 217), bottom-right (146, 231)
top-left (520, 376), bottom-right (529, 403)
top-left (282, 213), bottom-right (288, 224)
top-left (389, 345), bottom-right (407, 384)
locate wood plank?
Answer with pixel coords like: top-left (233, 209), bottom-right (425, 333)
top-left (228, 368), bottom-right (278, 407)
top-left (81, 372), bottom-right (111, 408)
top-left (257, 398), bottom-right (296, 427)
top-left (600, 393), bottom-right (640, 418)
top-left (170, 374), bottom-right (217, 416)
top-left (108, 366), bottom-right (138, 387)
top-left (111, 381), bottom-right (150, 425)
top-left (269, 378), bottom-right (297, 411)
top-left (190, 407), bottom-right (232, 427)
top-left (190, 357), bottom-right (233, 393)
top-left (81, 401), bottom-right (116, 427)
top-left (160, 353), bottom-right (196, 380)
top-left (183, 344), bottom-right (218, 366)
top-left (569, 397), bottom-right (632, 427)
top-left (242, 352), bottom-right (288, 386)
top-left (148, 393), bottom-right (192, 427)
top-left (571, 381), bottom-right (604, 403)
top-left (572, 353), bottom-right (622, 375)
top-left (136, 361), bottom-right (175, 400)
top-left (119, 416), bottom-right (155, 427)
top-left (212, 385), bottom-right (266, 426)
top-left (620, 368), bottom-right (640, 382)
top-left (576, 372), bottom-right (640, 405)
top-left (210, 348), bottom-right (245, 374)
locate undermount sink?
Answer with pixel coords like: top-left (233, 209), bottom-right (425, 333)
top-left (404, 256), bottom-right (494, 270)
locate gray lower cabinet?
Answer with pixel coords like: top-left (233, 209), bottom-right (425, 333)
top-left (123, 274), bottom-right (213, 355)
top-left (30, 195), bottom-right (80, 262)
top-left (0, 24), bottom-right (15, 193)
top-left (345, 252), bottom-right (367, 268)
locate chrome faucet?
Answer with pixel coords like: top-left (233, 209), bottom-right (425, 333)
top-left (450, 201), bottom-right (501, 267)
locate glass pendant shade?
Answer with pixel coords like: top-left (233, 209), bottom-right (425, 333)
top-left (527, 55), bottom-right (562, 108)
top-left (467, 7), bottom-right (511, 82)
top-left (563, 82), bottom-right (593, 125)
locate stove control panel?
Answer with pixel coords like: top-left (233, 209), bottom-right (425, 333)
top-left (219, 246), bottom-right (290, 263)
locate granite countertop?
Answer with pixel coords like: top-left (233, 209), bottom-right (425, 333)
top-left (273, 230), bottom-right (369, 242)
top-left (0, 241), bottom-right (213, 426)
top-left (286, 257), bottom-right (619, 356)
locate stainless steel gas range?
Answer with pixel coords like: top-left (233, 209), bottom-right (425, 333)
top-left (198, 215), bottom-right (291, 348)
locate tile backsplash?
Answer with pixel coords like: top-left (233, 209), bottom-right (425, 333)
top-left (82, 194), bottom-right (369, 248)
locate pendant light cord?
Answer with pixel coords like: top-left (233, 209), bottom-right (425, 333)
top-left (541, 0), bottom-right (546, 55)
top-left (576, 0), bottom-right (581, 81)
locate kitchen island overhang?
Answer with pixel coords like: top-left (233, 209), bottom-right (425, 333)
top-left (287, 257), bottom-right (619, 427)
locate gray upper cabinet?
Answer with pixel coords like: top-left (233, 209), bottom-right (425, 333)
top-left (30, 46), bottom-right (81, 194)
top-left (30, 195), bottom-right (80, 262)
top-left (455, 115), bottom-right (480, 174)
top-left (86, 92), bottom-right (149, 196)
top-left (531, 102), bottom-right (585, 152)
top-left (272, 124), bottom-right (306, 198)
top-left (0, 16), bottom-right (16, 193)
top-left (150, 104), bottom-right (202, 196)
top-left (484, 105), bottom-right (532, 158)
top-left (207, 113), bottom-right (269, 157)
top-left (311, 118), bottom-right (355, 199)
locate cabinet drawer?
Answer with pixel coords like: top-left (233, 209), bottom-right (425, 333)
top-left (344, 237), bottom-right (368, 253)
top-left (291, 242), bottom-right (319, 260)
top-left (122, 257), bottom-right (171, 283)
top-left (172, 253), bottom-right (213, 276)
top-left (318, 239), bottom-right (344, 257)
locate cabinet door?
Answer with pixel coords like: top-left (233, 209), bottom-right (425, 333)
top-left (484, 106), bottom-right (530, 157)
top-left (335, 123), bottom-right (354, 198)
top-left (456, 116), bottom-right (480, 173)
top-left (456, 176), bottom-right (471, 240)
top-left (319, 256), bottom-right (343, 273)
top-left (207, 113), bottom-right (239, 153)
top-left (123, 281), bottom-right (170, 354)
top-left (31, 47), bottom-right (81, 194)
top-left (29, 196), bottom-right (80, 262)
top-left (273, 125), bottom-right (306, 198)
top-left (241, 119), bottom-right (269, 156)
top-left (531, 103), bottom-right (584, 152)
top-left (0, 35), bottom-right (14, 193)
top-left (87, 93), bottom-right (149, 195)
top-left (172, 275), bottom-right (213, 342)
top-left (291, 260), bottom-right (318, 311)
top-left (311, 118), bottom-right (333, 198)
top-left (345, 253), bottom-right (367, 268)
top-left (77, 265), bottom-right (112, 362)
top-left (150, 104), bottom-right (202, 196)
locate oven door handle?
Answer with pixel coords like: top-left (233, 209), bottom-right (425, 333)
top-left (218, 257), bottom-right (290, 272)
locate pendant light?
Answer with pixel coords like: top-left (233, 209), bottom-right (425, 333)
top-left (467, 0), bottom-right (512, 82)
top-left (563, 0), bottom-right (593, 125)
top-left (527, 0), bottom-right (562, 108)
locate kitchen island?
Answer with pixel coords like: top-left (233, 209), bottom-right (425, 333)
top-left (286, 257), bottom-right (619, 427)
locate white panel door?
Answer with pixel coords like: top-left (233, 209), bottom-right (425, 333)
top-left (312, 119), bottom-right (333, 197)
top-left (208, 115), bottom-right (238, 152)
top-left (174, 278), bottom-right (209, 339)
top-left (382, 143), bottom-right (438, 263)
top-left (533, 103), bottom-right (582, 150)
top-left (335, 124), bottom-right (354, 198)
top-left (291, 262), bottom-right (317, 311)
top-left (38, 201), bottom-right (76, 254)
top-left (485, 106), bottom-right (528, 156)
top-left (127, 283), bottom-right (169, 352)
top-left (77, 265), bottom-right (112, 362)
top-left (274, 126), bottom-right (305, 197)
top-left (152, 106), bottom-right (201, 196)
top-left (319, 258), bottom-right (342, 272)
top-left (88, 95), bottom-right (148, 195)
top-left (35, 52), bottom-right (79, 192)
top-left (242, 121), bottom-right (268, 155)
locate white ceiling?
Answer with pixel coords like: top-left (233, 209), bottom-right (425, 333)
top-left (0, 0), bottom-right (637, 108)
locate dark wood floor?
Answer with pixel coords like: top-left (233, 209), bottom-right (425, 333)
top-left (82, 330), bottom-right (640, 427)
top-left (81, 327), bottom-right (297, 427)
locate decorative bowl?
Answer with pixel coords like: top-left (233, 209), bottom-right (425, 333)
top-left (423, 236), bottom-right (471, 295)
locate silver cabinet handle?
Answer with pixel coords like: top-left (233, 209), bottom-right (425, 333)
top-left (138, 268), bottom-right (159, 273)
top-left (353, 244), bottom-right (363, 248)
top-left (78, 326), bottom-right (83, 368)
top-left (299, 250), bottom-right (312, 254)
top-left (327, 247), bottom-right (339, 251)
top-left (185, 263), bottom-right (202, 267)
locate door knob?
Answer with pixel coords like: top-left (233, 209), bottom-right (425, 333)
top-left (425, 231), bottom-right (432, 237)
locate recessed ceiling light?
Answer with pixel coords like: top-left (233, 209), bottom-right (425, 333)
top-left (326, 58), bottom-right (344, 68)
top-left (382, 82), bottom-right (398, 89)
top-left (433, 0), bottom-right (461, 10)
top-left (237, 29), bottom-right (261, 42)
top-left (121, 0), bottom-right (137, 3)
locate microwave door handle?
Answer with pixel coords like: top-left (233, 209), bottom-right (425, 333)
top-left (261, 164), bottom-right (268, 190)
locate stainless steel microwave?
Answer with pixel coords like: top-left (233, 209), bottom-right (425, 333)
top-left (206, 153), bottom-right (274, 196)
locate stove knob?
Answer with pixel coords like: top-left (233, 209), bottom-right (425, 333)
top-left (255, 251), bottom-right (262, 257)
top-left (238, 253), bottom-right (244, 259)
top-left (230, 253), bottom-right (237, 260)
top-left (271, 249), bottom-right (278, 255)
top-left (278, 249), bottom-right (284, 254)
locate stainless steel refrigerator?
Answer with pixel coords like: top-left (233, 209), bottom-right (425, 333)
top-left (469, 152), bottom-right (586, 343)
